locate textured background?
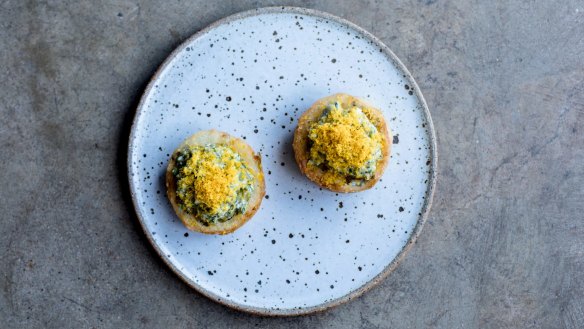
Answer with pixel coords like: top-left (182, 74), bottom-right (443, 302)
top-left (1, 1), bottom-right (583, 328)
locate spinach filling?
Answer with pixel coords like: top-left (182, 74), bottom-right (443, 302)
top-left (172, 145), bottom-right (254, 226)
top-left (307, 102), bottom-right (382, 184)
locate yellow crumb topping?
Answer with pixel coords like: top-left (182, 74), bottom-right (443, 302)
top-left (308, 102), bottom-right (382, 184)
top-left (176, 145), bottom-right (253, 218)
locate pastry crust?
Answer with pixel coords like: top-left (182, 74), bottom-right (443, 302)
top-left (166, 130), bottom-right (265, 234)
top-left (293, 93), bottom-right (392, 192)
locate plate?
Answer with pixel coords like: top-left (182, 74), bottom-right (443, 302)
top-left (128, 7), bottom-right (437, 316)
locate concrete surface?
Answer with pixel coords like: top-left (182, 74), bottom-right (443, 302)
top-left (1, 0), bottom-right (583, 328)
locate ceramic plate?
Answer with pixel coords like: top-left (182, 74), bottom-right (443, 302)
top-left (128, 7), bottom-right (437, 316)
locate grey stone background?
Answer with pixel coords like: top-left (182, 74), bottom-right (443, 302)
top-left (1, 0), bottom-right (583, 328)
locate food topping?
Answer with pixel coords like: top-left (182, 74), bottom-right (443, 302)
top-left (172, 144), bottom-right (254, 225)
top-left (307, 101), bottom-right (383, 184)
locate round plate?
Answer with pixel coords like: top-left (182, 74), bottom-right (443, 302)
top-left (128, 7), bottom-right (437, 316)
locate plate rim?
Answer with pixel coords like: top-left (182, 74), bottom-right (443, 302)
top-left (127, 6), bottom-right (438, 317)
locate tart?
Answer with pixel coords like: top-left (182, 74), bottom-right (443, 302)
top-left (293, 93), bottom-right (392, 192)
top-left (166, 130), bottom-right (265, 234)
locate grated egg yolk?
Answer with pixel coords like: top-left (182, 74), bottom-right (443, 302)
top-left (176, 145), bottom-right (252, 216)
top-left (308, 102), bottom-right (382, 183)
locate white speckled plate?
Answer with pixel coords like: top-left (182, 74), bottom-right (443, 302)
top-left (128, 7), bottom-right (437, 316)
